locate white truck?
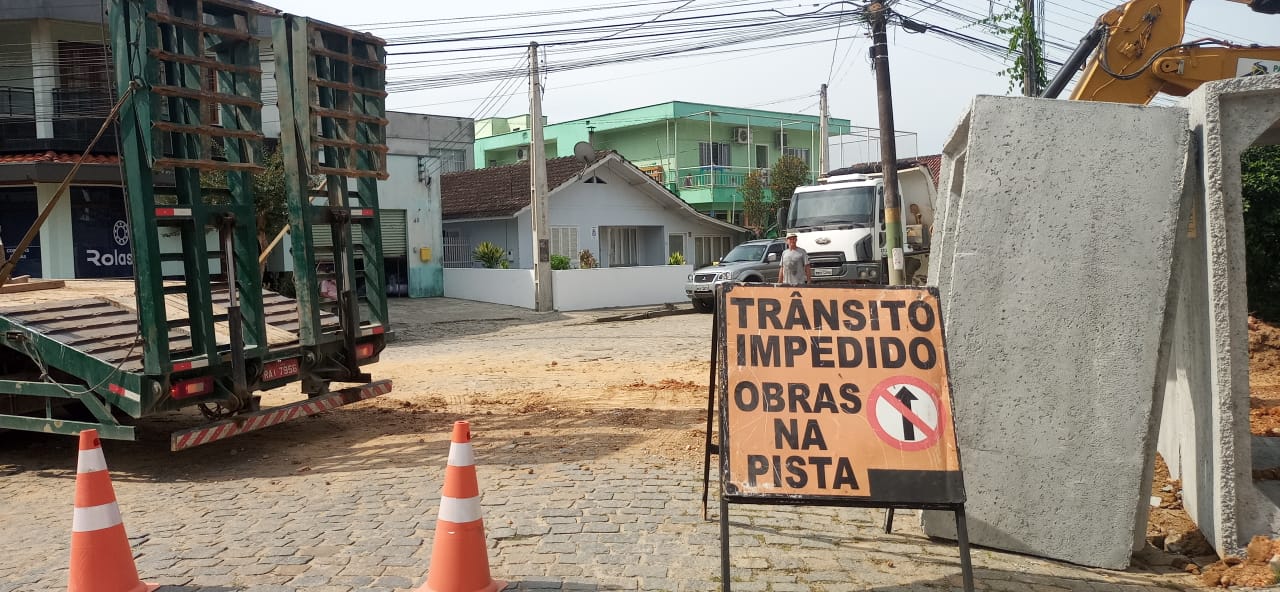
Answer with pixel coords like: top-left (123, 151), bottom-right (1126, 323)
top-left (784, 165), bottom-right (936, 285)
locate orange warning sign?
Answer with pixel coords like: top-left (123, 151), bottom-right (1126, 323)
top-left (718, 284), bottom-right (964, 504)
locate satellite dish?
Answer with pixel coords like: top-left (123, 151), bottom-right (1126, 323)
top-left (573, 141), bottom-right (595, 164)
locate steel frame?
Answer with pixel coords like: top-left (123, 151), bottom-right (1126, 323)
top-left (0, 1), bottom-right (391, 446)
top-left (275, 15), bottom-right (389, 389)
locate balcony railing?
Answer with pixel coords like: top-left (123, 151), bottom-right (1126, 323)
top-left (674, 165), bottom-right (761, 190)
top-left (0, 86), bottom-right (36, 141)
top-left (0, 86), bottom-right (118, 152)
top-left (53, 86), bottom-right (116, 145)
top-left (672, 166), bottom-right (818, 191)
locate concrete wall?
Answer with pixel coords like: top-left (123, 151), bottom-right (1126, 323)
top-left (1157, 74), bottom-right (1280, 558)
top-left (552, 265), bottom-right (691, 311)
top-left (379, 153), bottom-right (442, 297)
top-left (443, 268), bottom-right (535, 309)
top-left (386, 111), bottom-right (475, 173)
top-left (922, 95), bottom-right (1190, 569)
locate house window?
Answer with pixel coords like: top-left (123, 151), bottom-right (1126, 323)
top-left (694, 235), bottom-right (732, 267)
top-left (755, 145), bottom-right (769, 169)
top-left (443, 228), bottom-right (472, 268)
top-left (698, 142), bottom-right (731, 167)
top-left (56, 42), bottom-right (111, 120)
top-left (606, 227), bottom-right (639, 267)
top-left (668, 233), bottom-right (685, 261)
top-left (550, 226), bottom-right (579, 260)
top-left (783, 147), bottom-right (810, 165)
top-left (433, 148), bottom-right (467, 173)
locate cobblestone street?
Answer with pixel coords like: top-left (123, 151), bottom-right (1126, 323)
top-left (0, 299), bottom-right (1209, 591)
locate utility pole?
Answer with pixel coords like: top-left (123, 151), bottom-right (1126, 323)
top-left (868, 2), bottom-right (905, 286)
top-left (1022, 0), bottom-right (1038, 97)
top-left (528, 42), bottom-right (553, 312)
top-left (818, 84), bottom-right (830, 176)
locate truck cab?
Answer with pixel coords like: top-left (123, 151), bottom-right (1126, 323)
top-left (785, 166), bottom-right (935, 285)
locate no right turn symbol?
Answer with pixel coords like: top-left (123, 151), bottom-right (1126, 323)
top-left (868, 376), bottom-right (945, 452)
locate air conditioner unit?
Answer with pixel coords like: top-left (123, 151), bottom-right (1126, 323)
top-left (516, 147), bottom-right (529, 161)
top-left (775, 131), bottom-right (789, 147)
top-left (733, 127), bottom-right (751, 144)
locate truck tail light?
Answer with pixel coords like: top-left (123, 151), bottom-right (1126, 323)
top-left (170, 376), bottom-right (214, 400)
top-left (356, 343), bottom-right (375, 360)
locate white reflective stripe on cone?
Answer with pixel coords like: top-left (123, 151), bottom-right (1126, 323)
top-left (72, 502), bottom-right (123, 532)
top-left (438, 495), bottom-right (483, 524)
top-left (77, 448), bottom-right (108, 473)
top-left (447, 442), bottom-right (475, 467)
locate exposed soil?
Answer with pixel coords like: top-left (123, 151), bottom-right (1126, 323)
top-left (1140, 316), bottom-right (1280, 588)
top-left (1198, 536), bottom-right (1280, 588)
top-left (1249, 316), bottom-right (1280, 439)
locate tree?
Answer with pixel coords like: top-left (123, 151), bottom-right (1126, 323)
top-left (983, 5), bottom-right (1047, 95)
top-left (1243, 145), bottom-right (1280, 321)
top-left (200, 147), bottom-right (290, 256)
top-left (769, 155), bottom-right (811, 225)
top-left (739, 169), bottom-right (772, 237)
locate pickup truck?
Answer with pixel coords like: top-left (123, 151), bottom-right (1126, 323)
top-left (684, 238), bottom-right (785, 312)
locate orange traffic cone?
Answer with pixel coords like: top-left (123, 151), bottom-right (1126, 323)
top-left (68, 429), bottom-right (158, 592)
top-left (418, 421), bottom-right (505, 592)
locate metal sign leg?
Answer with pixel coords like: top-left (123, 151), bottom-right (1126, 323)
top-left (702, 305), bottom-right (719, 521)
top-left (719, 490), bottom-right (731, 592)
top-left (955, 505), bottom-right (976, 592)
top-left (884, 508), bottom-right (895, 533)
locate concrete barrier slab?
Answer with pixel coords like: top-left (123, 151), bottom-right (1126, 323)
top-left (922, 95), bottom-right (1189, 569)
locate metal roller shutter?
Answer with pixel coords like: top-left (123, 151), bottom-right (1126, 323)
top-left (380, 209), bottom-right (407, 258)
top-left (308, 210), bottom-right (405, 258)
top-left (311, 221), bottom-right (365, 254)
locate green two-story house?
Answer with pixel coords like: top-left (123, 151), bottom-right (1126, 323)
top-left (472, 101), bottom-right (854, 225)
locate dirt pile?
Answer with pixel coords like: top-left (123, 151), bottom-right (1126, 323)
top-left (1147, 455), bottom-right (1213, 569)
top-left (1251, 316), bottom-right (1280, 377)
top-left (1251, 316), bottom-right (1280, 439)
top-left (1199, 536), bottom-right (1280, 588)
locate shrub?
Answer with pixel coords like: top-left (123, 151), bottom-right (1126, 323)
top-left (550, 254), bottom-right (572, 270)
top-left (578, 249), bottom-right (597, 269)
top-left (473, 241), bottom-right (510, 269)
top-left (668, 252), bottom-right (686, 265)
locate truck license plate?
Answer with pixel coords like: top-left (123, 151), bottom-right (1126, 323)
top-left (262, 358), bottom-right (300, 381)
top-left (814, 267), bottom-right (835, 277)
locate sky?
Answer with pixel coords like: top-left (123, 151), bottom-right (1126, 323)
top-left (266, 0), bottom-right (1279, 165)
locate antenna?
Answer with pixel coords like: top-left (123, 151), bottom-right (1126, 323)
top-left (573, 141), bottom-right (595, 164)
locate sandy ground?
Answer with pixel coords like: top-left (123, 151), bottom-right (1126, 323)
top-left (246, 300), bottom-right (721, 473)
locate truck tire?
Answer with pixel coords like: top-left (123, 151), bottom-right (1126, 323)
top-left (691, 299), bottom-right (714, 313)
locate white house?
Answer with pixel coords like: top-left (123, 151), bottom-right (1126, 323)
top-left (440, 151), bottom-right (748, 310)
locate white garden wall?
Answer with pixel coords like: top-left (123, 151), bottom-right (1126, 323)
top-left (443, 268), bottom-right (535, 309)
top-left (552, 265), bottom-right (691, 311)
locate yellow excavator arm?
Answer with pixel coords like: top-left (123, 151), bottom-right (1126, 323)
top-left (1043, 0), bottom-right (1280, 104)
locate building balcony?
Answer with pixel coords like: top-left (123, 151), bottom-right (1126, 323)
top-left (0, 86), bottom-right (118, 154)
top-left (669, 165), bottom-right (817, 192)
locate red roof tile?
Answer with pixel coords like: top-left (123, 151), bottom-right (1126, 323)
top-left (0, 151), bottom-right (121, 165)
top-left (828, 154), bottom-right (943, 188)
top-left (441, 151), bottom-right (610, 220)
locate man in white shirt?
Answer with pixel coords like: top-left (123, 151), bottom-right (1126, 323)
top-left (777, 233), bottom-right (811, 286)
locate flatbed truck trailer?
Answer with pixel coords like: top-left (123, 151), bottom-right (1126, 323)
top-left (0, 0), bottom-right (394, 450)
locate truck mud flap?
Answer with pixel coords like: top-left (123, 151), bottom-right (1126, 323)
top-left (170, 379), bottom-right (393, 451)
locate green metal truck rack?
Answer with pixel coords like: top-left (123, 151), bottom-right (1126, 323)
top-left (0, 0), bottom-right (393, 451)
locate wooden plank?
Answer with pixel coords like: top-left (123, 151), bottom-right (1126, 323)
top-left (0, 280), bottom-right (66, 294)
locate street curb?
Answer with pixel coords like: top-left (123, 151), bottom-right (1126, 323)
top-left (594, 305), bottom-right (697, 322)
